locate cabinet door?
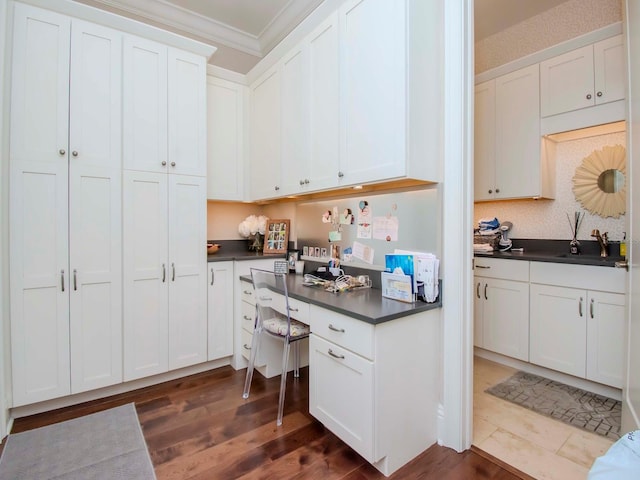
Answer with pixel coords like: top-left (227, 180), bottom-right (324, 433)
top-left (483, 279), bottom-right (529, 361)
top-left (250, 66), bottom-right (281, 199)
top-left (540, 44), bottom-right (594, 117)
top-left (594, 35), bottom-right (625, 106)
top-left (280, 44), bottom-right (310, 195)
top-left (206, 76), bottom-right (244, 200)
top-left (68, 20), bottom-right (123, 393)
top-left (587, 291), bottom-right (625, 388)
top-left (309, 334), bottom-right (375, 462)
top-left (308, 13), bottom-right (340, 192)
top-left (123, 36), bottom-right (168, 173)
top-left (9, 3), bottom-right (71, 406)
top-left (495, 64), bottom-right (540, 199)
top-left (168, 48), bottom-right (207, 177)
top-left (122, 171), bottom-right (169, 381)
top-left (473, 279), bottom-right (484, 348)
top-left (530, 284), bottom-right (587, 377)
top-left (339, 0), bottom-right (405, 185)
top-left (474, 80), bottom-right (496, 201)
top-left (168, 175), bottom-right (208, 369)
top-left (208, 261), bottom-right (234, 360)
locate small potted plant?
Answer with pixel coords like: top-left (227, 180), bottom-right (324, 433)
top-left (238, 215), bottom-right (268, 251)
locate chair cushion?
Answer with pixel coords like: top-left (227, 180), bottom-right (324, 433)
top-left (262, 314), bottom-right (310, 337)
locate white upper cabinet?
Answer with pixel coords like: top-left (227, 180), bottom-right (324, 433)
top-left (123, 36), bottom-right (168, 173)
top-left (206, 76), bottom-right (245, 200)
top-left (168, 48), bottom-right (207, 176)
top-left (123, 41), bottom-right (206, 176)
top-left (474, 80), bottom-right (496, 202)
top-left (249, 66), bottom-right (282, 199)
top-left (540, 35), bottom-right (625, 118)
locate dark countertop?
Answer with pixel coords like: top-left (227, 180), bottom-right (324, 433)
top-left (239, 273), bottom-right (441, 325)
top-left (474, 239), bottom-right (624, 268)
top-left (207, 239), bottom-right (287, 262)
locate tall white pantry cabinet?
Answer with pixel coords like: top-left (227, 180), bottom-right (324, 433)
top-left (8, 2), bottom-right (209, 406)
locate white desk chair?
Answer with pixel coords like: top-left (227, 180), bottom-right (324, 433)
top-left (242, 268), bottom-right (310, 426)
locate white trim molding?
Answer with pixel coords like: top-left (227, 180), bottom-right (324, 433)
top-left (439, 0), bottom-right (474, 452)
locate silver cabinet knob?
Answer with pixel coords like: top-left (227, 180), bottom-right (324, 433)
top-left (337, 171), bottom-right (344, 178)
top-left (304, 179), bottom-right (310, 184)
top-left (488, 189), bottom-right (493, 194)
top-left (597, 91), bottom-right (603, 97)
top-left (59, 149), bottom-right (66, 155)
top-left (72, 151), bottom-right (78, 157)
top-left (299, 179), bottom-right (305, 186)
top-left (495, 188), bottom-right (500, 193)
top-left (161, 161), bottom-right (167, 166)
top-left (586, 93), bottom-right (592, 100)
top-left (170, 161), bottom-right (176, 167)
top-left (275, 186), bottom-right (280, 191)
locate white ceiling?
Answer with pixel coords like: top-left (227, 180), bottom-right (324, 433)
top-left (75, 0), bottom-right (572, 73)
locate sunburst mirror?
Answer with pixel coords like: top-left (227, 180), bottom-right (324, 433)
top-left (572, 144), bottom-right (626, 218)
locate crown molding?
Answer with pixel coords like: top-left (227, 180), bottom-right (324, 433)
top-left (258, 0), bottom-right (323, 53)
top-left (81, 0), bottom-right (263, 57)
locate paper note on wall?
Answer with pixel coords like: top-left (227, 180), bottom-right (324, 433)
top-left (357, 202), bottom-right (372, 239)
top-left (352, 241), bottom-right (374, 264)
top-left (373, 216), bottom-right (399, 241)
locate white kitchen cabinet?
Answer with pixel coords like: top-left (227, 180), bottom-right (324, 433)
top-left (249, 66), bottom-right (282, 199)
top-left (122, 172), bottom-right (207, 378)
top-left (280, 43), bottom-right (310, 195)
top-left (474, 64), bottom-right (552, 201)
top-left (540, 35), bottom-right (625, 118)
top-left (587, 291), bottom-right (625, 388)
top-left (206, 76), bottom-right (245, 200)
top-left (123, 38), bottom-right (206, 176)
top-left (207, 261), bottom-right (234, 361)
top-left (168, 48), bottom-right (207, 176)
top-left (530, 284), bottom-right (587, 378)
top-left (9, 4), bottom-right (123, 405)
top-left (474, 80), bottom-right (496, 202)
top-left (529, 262), bottom-right (626, 386)
top-left (474, 259), bottom-right (530, 361)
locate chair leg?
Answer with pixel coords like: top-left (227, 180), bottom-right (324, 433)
top-left (242, 321), bottom-right (262, 400)
top-left (277, 339), bottom-right (291, 426)
top-left (293, 341), bottom-right (300, 378)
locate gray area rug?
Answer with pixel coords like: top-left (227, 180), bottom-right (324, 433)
top-left (486, 371), bottom-right (621, 440)
top-left (0, 403), bottom-right (156, 480)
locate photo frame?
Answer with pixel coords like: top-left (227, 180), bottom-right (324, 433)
top-left (263, 219), bottom-right (290, 254)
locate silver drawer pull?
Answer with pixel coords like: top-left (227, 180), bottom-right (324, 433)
top-left (328, 349), bottom-right (345, 359)
top-left (61, 269), bottom-right (65, 292)
top-left (579, 297), bottom-right (584, 317)
top-left (243, 315), bottom-right (252, 321)
top-left (590, 298), bottom-right (594, 319)
top-left (476, 265), bottom-right (490, 269)
top-left (328, 324), bottom-right (345, 333)
top-left (73, 269), bottom-right (78, 291)
top-left (243, 290), bottom-right (252, 295)
top-left (289, 306), bottom-right (299, 312)
top-left (243, 344), bottom-right (251, 350)
top-left (259, 296), bottom-right (272, 301)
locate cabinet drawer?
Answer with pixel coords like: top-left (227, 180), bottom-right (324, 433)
top-left (474, 258), bottom-right (529, 282)
top-left (310, 305), bottom-right (374, 360)
top-left (530, 261), bottom-right (625, 293)
top-left (241, 300), bottom-right (255, 333)
top-left (240, 329), bottom-right (266, 367)
top-left (254, 286), bottom-right (310, 325)
top-left (240, 281), bottom-right (255, 304)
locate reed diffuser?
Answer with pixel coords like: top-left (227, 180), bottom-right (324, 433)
top-left (567, 211), bottom-right (584, 255)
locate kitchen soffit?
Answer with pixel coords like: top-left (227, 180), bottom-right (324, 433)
top-left (73, 0), bottom-right (323, 73)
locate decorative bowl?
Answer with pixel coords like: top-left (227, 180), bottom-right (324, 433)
top-left (207, 243), bottom-right (221, 254)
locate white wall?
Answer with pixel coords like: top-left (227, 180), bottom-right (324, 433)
top-left (474, 131), bottom-right (626, 241)
top-left (475, 0), bottom-right (622, 74)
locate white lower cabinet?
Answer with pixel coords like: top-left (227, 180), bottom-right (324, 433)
top-left (207, 261), bottom-right (234, 361)
top-left (474, 258), bottom-right (530, 361)
top-left (123, 171), bottom-right (207, 380)
top-left (530, 284), bottom-right (587, 377)
top-left (309, 334), bottom-right (374, 460)
top-left (529, 262), bottom-right (626, 387)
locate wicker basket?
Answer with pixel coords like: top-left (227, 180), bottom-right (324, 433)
top-left (473, 233), bottom-right (500, 250)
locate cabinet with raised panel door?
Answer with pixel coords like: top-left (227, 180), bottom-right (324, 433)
top-left (540, 35), bottom-right (625, 118)
top-left (9, 4), bottom-right (123, 406)
top-left (207, 261), bottom-right (234, 360)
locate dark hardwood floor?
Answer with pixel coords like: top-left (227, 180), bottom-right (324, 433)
top-left (2, 365), bottom-right (530, 479)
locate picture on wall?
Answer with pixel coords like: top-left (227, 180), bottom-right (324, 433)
top-left (264, 219), bottom-right (290, 254)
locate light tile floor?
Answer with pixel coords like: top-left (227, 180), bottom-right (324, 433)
top-left (473, 356), bottom-right (615, 480)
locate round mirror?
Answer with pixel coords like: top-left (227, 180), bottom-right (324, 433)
top-left (597, 169), bottom-right (625, 193)
top-left (572, 144), bottom-right (626, 218)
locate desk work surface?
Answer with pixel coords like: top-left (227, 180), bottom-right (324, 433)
top-left (240, 273), bottom-right (441, 325)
